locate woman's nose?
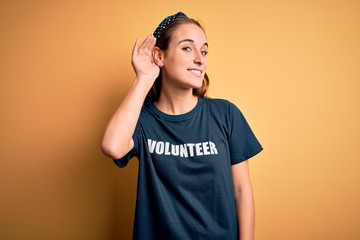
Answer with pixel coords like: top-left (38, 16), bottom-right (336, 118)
top-left (194, 51), bottom-right (204, 65)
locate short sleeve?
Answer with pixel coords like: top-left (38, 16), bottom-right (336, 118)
top-left (113, 121), bottom-right (141, 168)
top-left (228, 104), bottom-right (263, 165)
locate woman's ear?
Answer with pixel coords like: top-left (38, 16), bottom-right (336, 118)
top-left (153, 47), bottom-right (164, 67)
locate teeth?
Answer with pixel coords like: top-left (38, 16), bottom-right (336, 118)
top-left (189, 69), bottom-right (202, 74)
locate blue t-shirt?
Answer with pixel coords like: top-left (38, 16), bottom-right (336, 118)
top-left (114, 97), bottom-right (262, 240)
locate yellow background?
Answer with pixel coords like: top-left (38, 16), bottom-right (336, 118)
top-left (1, 0), bottom-right (359, 239)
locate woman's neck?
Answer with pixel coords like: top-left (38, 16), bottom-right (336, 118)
top-left (155, 90), bottom-right (198, 115)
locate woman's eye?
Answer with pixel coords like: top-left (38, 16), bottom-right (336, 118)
top-left (182, 47), bottom-right (191, 51)
top-left (201, 51), bottom-right (208, 56)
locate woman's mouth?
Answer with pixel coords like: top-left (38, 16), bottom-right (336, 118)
top-left (188, 69), bottom-right (203, 75)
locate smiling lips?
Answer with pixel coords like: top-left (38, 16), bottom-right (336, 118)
top-left (188, 68), bottom-right (203, 76)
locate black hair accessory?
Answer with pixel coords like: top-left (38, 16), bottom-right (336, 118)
top-left (153, 12), bottom-right (187, 38)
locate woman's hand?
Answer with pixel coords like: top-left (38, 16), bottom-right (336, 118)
top-left (131, 35), bottom-right (160, 81)
top-left (101, 35), bottom-right (160, 160)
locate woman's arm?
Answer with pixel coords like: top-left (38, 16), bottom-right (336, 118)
top-left (101, 35), bottom-right (159, 159)
top-left (232, 160), bottom-right (255, 240)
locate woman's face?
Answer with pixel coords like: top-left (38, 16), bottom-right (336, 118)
top-left (161, 23), bottom-right (208, 90)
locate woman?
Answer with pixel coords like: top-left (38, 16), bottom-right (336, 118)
top-left (102, 12), bottom-right (262, 240)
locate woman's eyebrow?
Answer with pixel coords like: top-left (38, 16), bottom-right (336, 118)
top-left (177, 39), bottom-right (208, 47)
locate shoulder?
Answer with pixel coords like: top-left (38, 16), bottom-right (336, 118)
top-left (137, 101), bottom-right (158, 122)
top-left (203, 97), bottom-right (240, 113)
top-left (202, 98), bottom-right (248, 127)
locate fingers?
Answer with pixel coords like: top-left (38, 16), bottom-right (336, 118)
top-left (134, 35), bottom-right (156, 56)
top-left (132, 38), bottom-right (140, 58)
top-left (142, 35), bottom-right (154, 55)
top-left (149, 35), bottom-right (156, 49)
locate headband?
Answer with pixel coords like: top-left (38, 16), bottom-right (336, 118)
top-left (153, 12), bottom-right (187, 39)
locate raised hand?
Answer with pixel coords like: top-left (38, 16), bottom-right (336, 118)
top-left (131, 35), bottom-right (160, 81)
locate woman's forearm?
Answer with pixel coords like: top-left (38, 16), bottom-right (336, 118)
top-left (101, 77), bottom-right (153, 159)
top-left (235, 187), bottom-right (255, 240)
top-left (232, 161), bottom-right (255, 240)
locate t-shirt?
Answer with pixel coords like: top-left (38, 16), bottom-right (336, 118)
top-left (114, 97), bottom-right (263, 240)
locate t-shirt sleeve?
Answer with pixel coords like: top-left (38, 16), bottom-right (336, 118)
top-left (228, 103), bottom-right (263, 165)
top-left (113, 121), bottom-right (141, 168)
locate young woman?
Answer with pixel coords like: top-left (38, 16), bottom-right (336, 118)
top-left (102, 12), bottom-right (262, 240)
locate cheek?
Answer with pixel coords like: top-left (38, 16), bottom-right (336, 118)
top-left (166, 54), bottom-right (183, 67)
top-left (204, 59), bottom-right (209, 71)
